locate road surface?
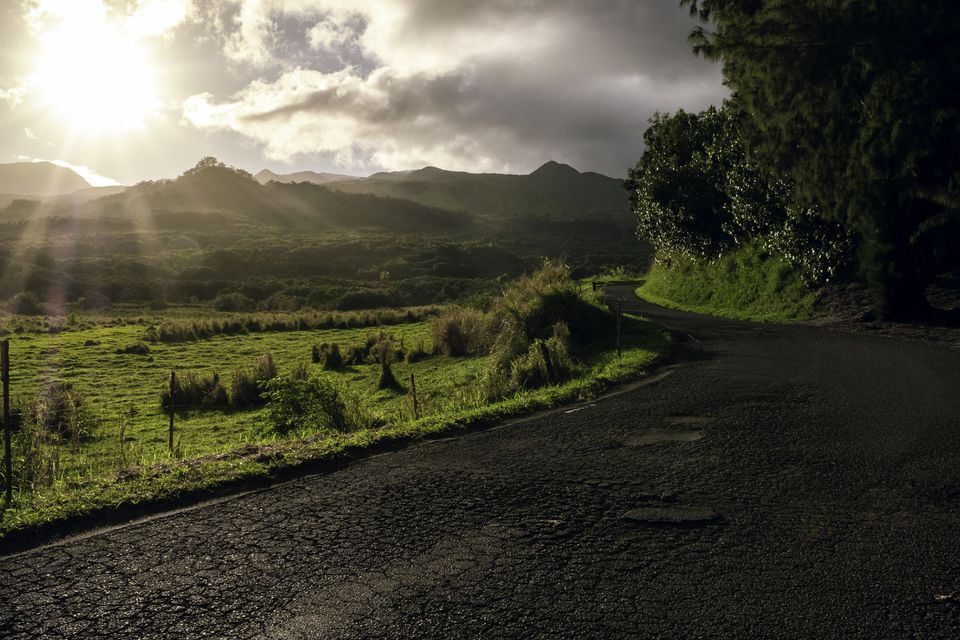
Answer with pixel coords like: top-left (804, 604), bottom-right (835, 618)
top-left (3, 286), bottom-right (960, 638)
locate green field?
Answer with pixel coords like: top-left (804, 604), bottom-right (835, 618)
top-left (7, 318), bottom-right (483, 472)
top-left (0, 305), bottom-right (668, 538)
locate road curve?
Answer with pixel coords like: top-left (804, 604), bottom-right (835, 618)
top-left (3, 287), bottom-right (960, 638)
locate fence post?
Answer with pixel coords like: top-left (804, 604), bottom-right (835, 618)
top-left (2, 340), bottom-right (10, 505)
top-left (616, 305), bottom-right (622, 359)
top-left (168, 371), bottom-right (175, 453)
top-left (410, 373), bottom-right (420, 420)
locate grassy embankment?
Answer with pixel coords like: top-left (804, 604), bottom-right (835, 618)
top-left (636, 245), bottom-right (816, 322)
top-left (0, 277), bottom-right (667, 539)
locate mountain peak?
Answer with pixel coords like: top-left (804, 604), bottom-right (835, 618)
top-left (530, 161), bottom-right (580, 178)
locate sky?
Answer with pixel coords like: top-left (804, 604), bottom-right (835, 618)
top-left (0, 0), bottom-right (726, 186)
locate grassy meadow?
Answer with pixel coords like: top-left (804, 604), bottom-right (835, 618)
top-left (0, 269), bottom-right (669, 538)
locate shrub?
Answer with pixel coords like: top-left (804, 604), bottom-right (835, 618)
top-left (13, 413), bottom-right (61, 492)
top-left (483, 261), bottom-right (608, 397)
top-left (312, 342), bottom-right (344, 370)
top-left (507, 323), bottom-right (573, 390)
top-left (228, 352), bottom-right (278, 408)
top-left (115, 341), bottom-right (150, 355)
top-left (405, 340), bottom-right (429, 363)
top-left (488, 260), bottom-right (609, 369)
top-left (214, 292), bottom-right (256, 312)
top-left (30, 380), bottom-right (96, 441)
top-left (290, 362), bottom-right (309, 382)
top-left (161, 371), bottom-right (230, 411)
top-left (9, 292), bottom-right (42, 315)
top-left (372, 338), bottom-right (400, 390)
top-left (431, 307), bottom-right (488, 356)
top-left (263, 373), bottom-right (364, 435)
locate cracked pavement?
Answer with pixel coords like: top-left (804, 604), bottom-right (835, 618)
top-left (3, 287), bottom-right (960, 638)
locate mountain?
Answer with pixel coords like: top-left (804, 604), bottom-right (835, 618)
top-left (0, 161), bottom-right (91, 197)
top-left (325, 161), bottom-right (629, 220)
top-left (21, 165), bottom-right (470, 233)
top-left (255, 169), bottom-right (362, 186)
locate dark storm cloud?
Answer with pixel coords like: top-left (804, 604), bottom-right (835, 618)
top-left (183, 0), bottom-right (727, 176)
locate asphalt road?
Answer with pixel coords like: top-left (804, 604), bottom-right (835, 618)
top-left (3, 286), bottom-right (960, 638)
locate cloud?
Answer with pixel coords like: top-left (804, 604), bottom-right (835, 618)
top-left (125, 0), bottom-right (193, 38)
top-left (0, 85), bottom-right (29, 108)
top-left (24, 0), bottom-right (191, 38)
top-left (184, 0), bottom-right (726, 175)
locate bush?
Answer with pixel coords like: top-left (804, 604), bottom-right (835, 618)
top-left (405, 340), bottom-right (429, 363)
top-left (161, 371), bottom-right (230, 411)
top-left (9, 292), bottom-right (42, 315)
top-left (115, 341), bottom-right (150, 355)
top-left (230, 352), bottom-right (278, 409)
top-left (508, 323), bottom-right (573, 390)
top-left (312, 342), bottom-right (344, 370)
top-left (214, 292), bottom-right (256, 312)
top-left (484, 261), bottom-right (607, 396)
top-left (30, 380), bottom-right (96, 441)
top-left (371, 338), bottom-right (400, 390)
top-left (263, 373), bottom-right (364, 435)
top-left (431, 307), bottom-right (488, 356)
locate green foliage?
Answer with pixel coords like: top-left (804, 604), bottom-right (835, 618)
top-left (312, 342), bottom-right (344, 370)
top-left (33, 380), bottom-right (97, 441)
top-left (213, 292), bottom-right (256, 312)
top-left (115, 341), bottom-right (150, 355)
top-left (405, 340), bottom-right (429, 363)
top-left (263, 373), bottom-right (362, 435)
top-left (161, 371), bottom-right (229, 411)
top-left (372, 337), bottom-right (401, 390)
top-left (627, 104), bottom-right (850, 281)
top-left (230, 352), bottom-right (278, 409)
top-left (12, 415), bottom-right (62, 493)
top-left (682, 0), bottom-right (960, 318)
top-left (430, 307), bottom-right (488, 356)
top-left (9, 292), bottom-right (42, 315)
top-left (639, 245), bottom-right (816, 322)
top-left (486, 261), bottom-right (609, 395)
top-left (508, 322), bottom-right (573, 390)
top-left (626, 106), bottom-right (734, 258)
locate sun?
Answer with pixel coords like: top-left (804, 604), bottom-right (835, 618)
top-left (31, 18), bottom-right (159, 134)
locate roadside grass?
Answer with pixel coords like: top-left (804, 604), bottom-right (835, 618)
top-left (0, 313), bottom-right (667, 539)
top-left (637, 245), bottom-right (816, 322)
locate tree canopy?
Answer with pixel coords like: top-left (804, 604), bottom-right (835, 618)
top-left (628, 103), bottom-right (849, 282)
top-left (680, 0), bottom-right (960, 319)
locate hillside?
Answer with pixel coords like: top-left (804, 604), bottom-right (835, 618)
top-left (326, 161), bottom-right (629, 220)
top-left (8, 165), bottom-right (470, 234)
top-left (255, 169), bottom-right (362, 186)
top-left (0, 161), bottom-right (90, 197)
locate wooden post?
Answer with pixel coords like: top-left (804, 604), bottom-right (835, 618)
top-left (2, 340), bottom-right (10, 505)
top-left (616, 305), bottom-right (622, 359)
top-left (168, 371), bottom-right (175, 453)
top-left (410, 373), bottom-right (420, 420)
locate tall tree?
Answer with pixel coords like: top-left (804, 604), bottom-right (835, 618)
top-left (682, 0), bottom-right (960, 319)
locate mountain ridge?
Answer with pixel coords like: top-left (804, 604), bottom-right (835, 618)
top-left (0, 161), bottom-right (91, 197)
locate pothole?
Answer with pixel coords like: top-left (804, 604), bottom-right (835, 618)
top-left (621, 507), bottom-right (723, 527)
top-left (625, 429), bottom-right (703, 446)
top-left (664, 415), bottom-right (710, 425)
